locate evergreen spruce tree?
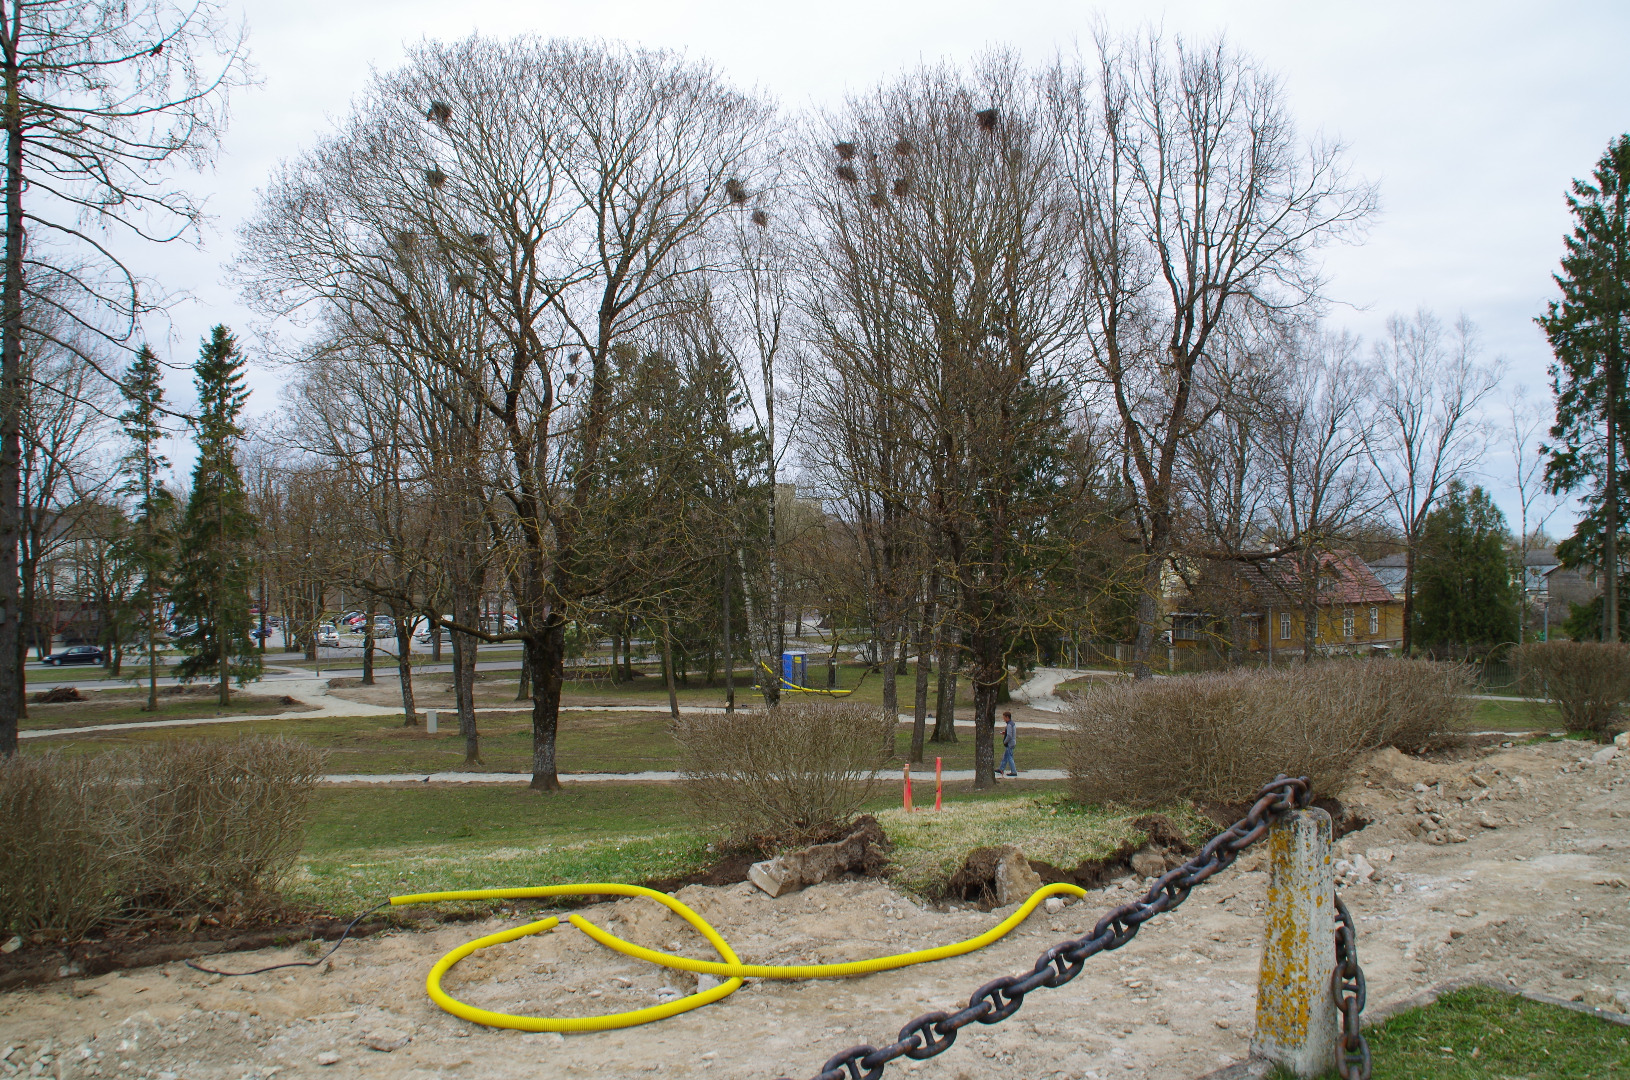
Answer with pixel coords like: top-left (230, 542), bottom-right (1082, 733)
top-left (1413, 482), bottom-right (1521, 658)
top-left (117, 345), bottom-right (175, 711)
top-left (170, 326), bottom-right (260, 703)
top-left (1541, 134), bottom-right (1630, 641)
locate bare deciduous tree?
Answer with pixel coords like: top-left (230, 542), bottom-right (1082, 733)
top-left (1048, 31), bottom-right (1375, 675)
top-left (1364, 310), bottom-right (1501, 654)
top-left (0, 0), bottom-right (247, 754)
top-left (241, 36), bottom-right (772, 790)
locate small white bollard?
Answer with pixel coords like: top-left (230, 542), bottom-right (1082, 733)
top-left (1251, 806), bottom-right (1338, 1077)
top-left (426, 709), bottom-right (438, 734)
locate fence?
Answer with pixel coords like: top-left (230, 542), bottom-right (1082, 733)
top-left (783, 775), bottom-right (1369, 1080)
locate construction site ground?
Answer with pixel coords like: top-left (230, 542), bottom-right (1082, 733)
top-left (2, 738), bottom-right (1626, 1080)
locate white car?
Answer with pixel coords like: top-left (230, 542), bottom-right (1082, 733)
top-left (317, 623), bottom-right (340, 648)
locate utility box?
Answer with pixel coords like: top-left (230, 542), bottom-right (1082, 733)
top-left (781, 651), bottom-right (807, 688)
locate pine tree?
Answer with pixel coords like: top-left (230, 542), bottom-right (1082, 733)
top-left (117, 345), bottom-right (175, 711)
top-left (170, 326), bottom-right (260, 703)
top-left (1413, 482), bottom-right (1521, 658)
top-left (1541, 134), bottom-right (1630, 642)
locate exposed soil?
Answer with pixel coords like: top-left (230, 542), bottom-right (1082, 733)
top-left (3, 739), bottom-right (1626, 1080)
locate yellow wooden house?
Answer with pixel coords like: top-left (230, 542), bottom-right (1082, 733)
top-left (1164, 550), bottom-right (1406, 659)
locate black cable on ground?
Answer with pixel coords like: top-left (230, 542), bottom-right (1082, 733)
top-left (184, 900), bottom-right (390, 977)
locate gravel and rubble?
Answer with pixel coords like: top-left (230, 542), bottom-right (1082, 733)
top-left (1, 739), bottom-right (1626, 1080)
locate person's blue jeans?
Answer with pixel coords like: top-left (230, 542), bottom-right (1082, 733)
top-left (999, 746), bottom-right (1016, 774)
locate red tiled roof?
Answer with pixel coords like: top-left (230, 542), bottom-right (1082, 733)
top-left (1249, 551), bottom-right (1396, 607)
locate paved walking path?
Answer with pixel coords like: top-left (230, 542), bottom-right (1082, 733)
top-left (18, 676), bottom-right (400, 739)
top-left (317, 767), bottom-right (1071, 785)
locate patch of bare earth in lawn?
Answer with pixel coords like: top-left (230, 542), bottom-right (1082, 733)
top-left (2, 739), bottom-right (1625, 1079)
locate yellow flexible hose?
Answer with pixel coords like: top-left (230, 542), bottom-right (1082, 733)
top-left (392, 879), bottom-right (1089, 1033)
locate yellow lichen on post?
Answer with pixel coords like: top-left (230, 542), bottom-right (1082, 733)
top-left (1251, 807), bottom-right (1337, 1077)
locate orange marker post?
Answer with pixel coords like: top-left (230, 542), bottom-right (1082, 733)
top-left (934, 757), bottom-right (943, 811)
top-left (903, 763), bottom-right (914, 812)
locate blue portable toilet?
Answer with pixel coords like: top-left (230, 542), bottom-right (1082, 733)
top-left (781, 650), bottom-right (807, 689)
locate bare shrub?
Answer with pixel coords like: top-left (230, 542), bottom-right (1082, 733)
top-left (1318, 659), bottom-right (1473, 754)
top-left (676, 702), bottom-right (894, 845)
top-left (0, 752), bottom-right (125, 939)
top-left (1062, 661), bottom-right (1470, 807)
top-left (121, 738), bottom-right (327, 913)
top-left (1513, 641), bottom-right (1630, 740)
top-left (0, 737), bottom-right (326, 938)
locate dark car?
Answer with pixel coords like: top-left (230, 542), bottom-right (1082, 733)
top-left (43, 645), bottom-right (104, 666)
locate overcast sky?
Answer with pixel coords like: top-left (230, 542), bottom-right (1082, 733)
top-left (138, 0), bottom-right (1630, 536)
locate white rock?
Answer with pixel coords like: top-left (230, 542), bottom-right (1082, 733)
top-left (0, 937), bottom-right (19, 955)
top-left (1592, 746), bottom-right (1619, 763)
top-left (315, 1053), bottom-right (340, 1067)
top-left (1044, 897), bottom-right (1066, 915)
top-left (1615, 731), bottom-right (1628, 749)
top-left (1365, 847), bottom-right (1395, 864)
top-left (1351, 854), bottom-right (1377, 881)
top-left (696, 974), bottom-right (721, 993)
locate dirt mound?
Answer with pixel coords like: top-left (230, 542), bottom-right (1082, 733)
top-left (32, 686), bottom-right (85, 703)
top-left (948, 813), bottom-right (1194, 907)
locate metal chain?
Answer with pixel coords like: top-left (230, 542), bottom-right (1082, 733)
top-left (779, 774), bottom-right (1313, 1080)
top-left (1331, 892), bottom-right (1371, 1080)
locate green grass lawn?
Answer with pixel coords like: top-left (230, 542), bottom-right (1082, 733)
top-left (25, 691), bottom-right (1060, 773)
top-left (1278, 984), bottom-right (1630, 1079)
top-left (1467, 697), bottom-right (1561, 733)
top-left (20, 687), bottom-right (314, 730)
top-left (287, 779), bottom-right (1064, 914)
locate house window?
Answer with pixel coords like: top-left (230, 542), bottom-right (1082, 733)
top-left (1369, 607), bottom-right (1379, 635)
top-left (1173, 615), bottom-right (1198, 641)
top-left (1280, 612), bottom-right (1291, 640)
top-left (1342, 609), bottom-right (1355, 639)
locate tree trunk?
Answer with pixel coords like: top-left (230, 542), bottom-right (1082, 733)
top-left (1606, 356), bottom-right (1620, 642)
top-left (1401, 543), bottom-right (1418, 655)
top-left (661, 612), bottom-right (679, 721)
top-left (361, 600), bottom-right (376, 686)
top-left (0, 38), bottom-right (22, 757)
top-left (395, 623), bottom-right (416, 725)
top-left (722, 557), bottom-right (734, 714)
top-left (879, 619), bottom-right (898, 757)
top-left (516, 646), bottom-right (531, 700)
top-left (969, 631), bottom-right (1001, 789)
top-left (932, 623), bottom-right (958, 744)
top-left (909, 577), bottom-right (937, 763)
top-left (1129, 555), bottom-right (1165, 679)
top-left (148, 592), bottom-right (160, 712)
top-left (528, 616), bottom-right (564, 792)
top-left (452, 587), bottom-right (479, 762)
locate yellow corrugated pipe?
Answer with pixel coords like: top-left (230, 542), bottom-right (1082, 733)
top-left (392, 879), bottom-right (1089, 1033)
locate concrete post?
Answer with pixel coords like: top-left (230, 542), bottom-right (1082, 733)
top-left (426, 709), bottom-right (438, 734)
top-left (1251, 807), bottom-right (1337, 1077)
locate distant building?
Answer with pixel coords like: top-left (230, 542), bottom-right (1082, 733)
top-left (1163, 550), bottom-right (1405, 658)
top-left (1365, 552), bottom-right (1408, 600)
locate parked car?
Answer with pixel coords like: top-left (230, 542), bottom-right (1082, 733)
top-left (317, 623), bottom-right (340, 648)
top-left (371, 616), bottom-right (395, 637)
top-left (43, 645), bottom-right (104, 666)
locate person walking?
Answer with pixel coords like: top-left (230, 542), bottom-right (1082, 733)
top-left (999, 710), bottom-right (1018, 776)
